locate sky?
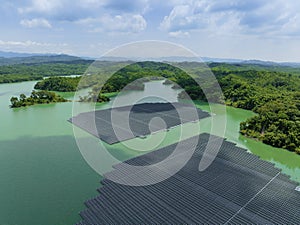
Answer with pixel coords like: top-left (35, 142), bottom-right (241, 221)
top-left (1, 0), bottom-right (300, 62)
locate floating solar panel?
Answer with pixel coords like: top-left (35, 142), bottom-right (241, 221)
top-left (69, 102), bottom-right (210, 144)
top-left (76, 133), bottom-right (300, 224)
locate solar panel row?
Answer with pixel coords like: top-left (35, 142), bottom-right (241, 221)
top-left (76, 133), bottom-right (300, 224)
top-left (69, 102), bottom-right (210, 144)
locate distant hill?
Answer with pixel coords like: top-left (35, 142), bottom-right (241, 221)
top-left (242, 59), bottom-right (278, 66)
top-left (239, 59), bottom-right (300, 68)
top-left (0, 54), bottom-right (86, 66)
top-left (0, 51), bottom-right (40, 58)
top-left (202, 57), bottom-right (243, 63)
top-left (98, 56), bottom-right (243, 63)
top-left (1, 50), bottom-right (300, 68)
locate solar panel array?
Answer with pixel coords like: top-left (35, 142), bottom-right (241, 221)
top-left (69, 102), bottom-right (210, 144)
top-left (77, 133), bottom-right (300, 224)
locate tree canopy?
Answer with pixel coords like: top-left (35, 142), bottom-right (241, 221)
top-left (11, 60), bottom-right (299, 154)
top-left (10, 90), bottom-right (68, 108)
top-left (34, 76), bottom-right (81, 92)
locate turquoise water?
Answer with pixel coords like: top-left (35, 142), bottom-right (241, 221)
top-left (0, 80), bottom-right (299, 225)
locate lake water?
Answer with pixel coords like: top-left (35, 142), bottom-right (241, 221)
top-left (0, 80), bottom-right (299, 225)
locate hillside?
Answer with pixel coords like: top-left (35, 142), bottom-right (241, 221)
top-left (0, 55), bottom-right (92, 83)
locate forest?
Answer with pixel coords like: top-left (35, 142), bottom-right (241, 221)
top-left (214, 66), bottom-right (300, 154)
top-left (78, 61), bottom-right (191, 102)
top-left (88, 61), bottom-right (300, 153)
top-left (6, 59), bottom-right (299, 153)
top-left (34, 76), bottom-right (81, 92)
top-left (0, 61), bottom-right (90, 83)
top-left (179, 63), bottom-right (300, 153)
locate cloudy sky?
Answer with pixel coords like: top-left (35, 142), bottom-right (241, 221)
top-left (1, 0), bottom-right (300, 61)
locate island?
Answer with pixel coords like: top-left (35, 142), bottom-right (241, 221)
top-left (10, 90), bottom-right (69, 108)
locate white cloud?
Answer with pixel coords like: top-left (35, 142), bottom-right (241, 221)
top-left (18, 0), bottom-right (62, 14)
top-left (0, 40), bottom-right (70, 54)
top-left (160, 0), bottom-right (300, 37)
top-left (102, 14), bottom-right (147, 33)
top-left (3, 0), bottom-right (300, 61)
top-left (17, 0), bottom-right (149, 32)
top-left (0, 40), bottom-right (52, 47)
top-left (160, 3), bottom-right (210, 32)
top-left (103, 0), bottom-right (149, 13)
top-left (75, 17), bottom-right (98, 26)
top-left (19, 0), bottom-right (148, 14)
top-left (281, 14), bottom-right (300, 36)
top-left (78, 14), bottom-right (147, 33)
top-left (78, 0), bottom-right (106, 8)
top-left (18, 0), bottom-right (148, 22)
top-left (18, 0), bottom-right (104, 22)
top-left (20, 18), bottom-right (52, 28)
top-left (169, 30), bottom-right (190, 38)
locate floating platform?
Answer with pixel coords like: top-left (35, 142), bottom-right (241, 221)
top-left (76, 133), bottom-right (300, 224)
top-left (69, 102), bottom-right (210, 144)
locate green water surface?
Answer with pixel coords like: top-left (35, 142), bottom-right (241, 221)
top-left (0, 80), bottom-right (299, 225)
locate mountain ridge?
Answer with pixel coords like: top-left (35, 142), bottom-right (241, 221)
top-left (1, 50), bottom-right (300, 67)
